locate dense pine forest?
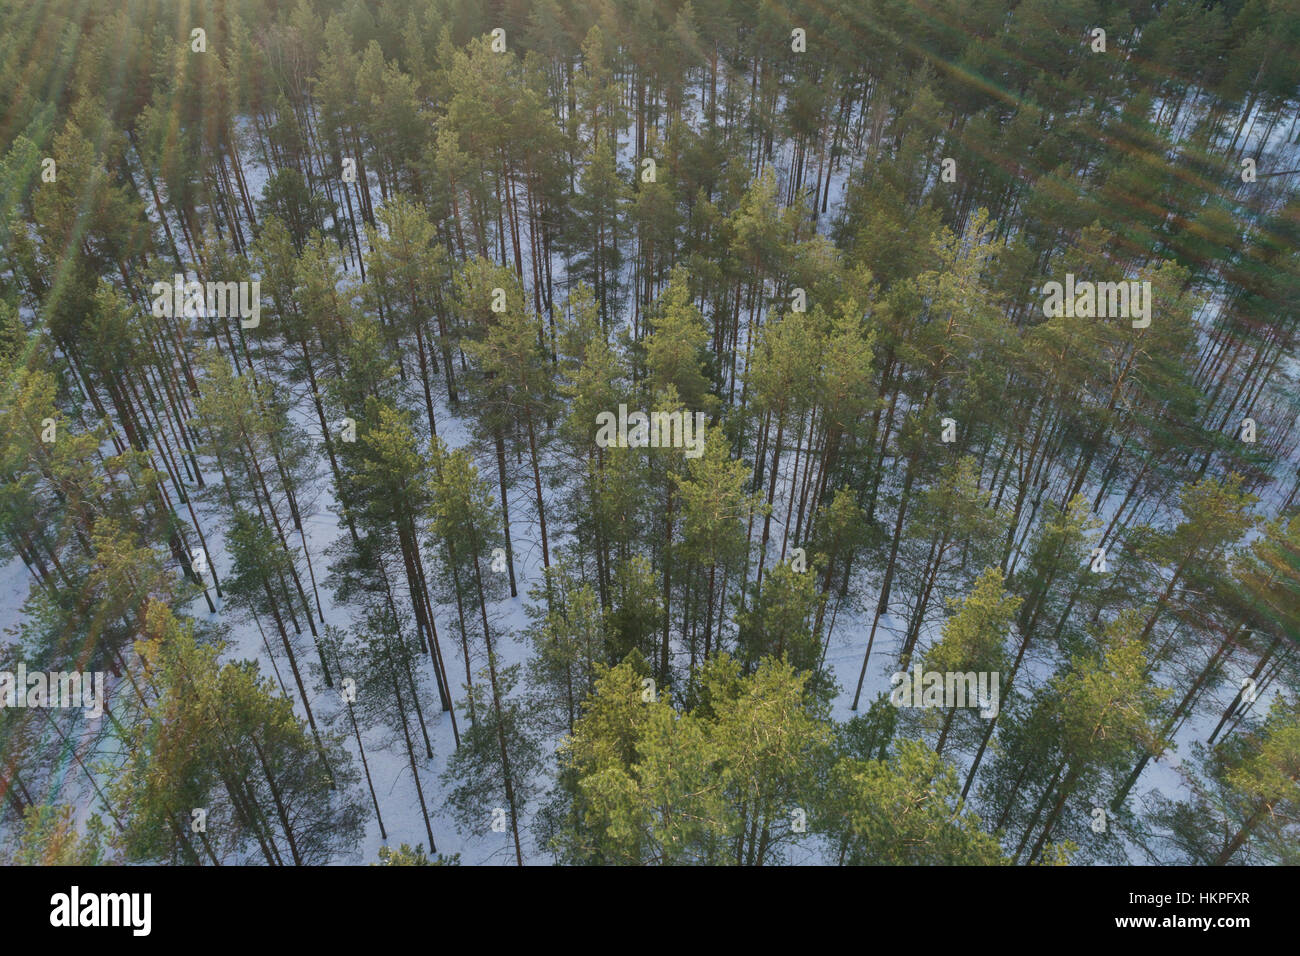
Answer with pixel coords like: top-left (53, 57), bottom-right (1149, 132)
top-left (0, 0), bottom-right (1298, 868)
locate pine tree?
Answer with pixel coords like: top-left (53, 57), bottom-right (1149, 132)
top-left (913, 566), bottom-right (1019, 761)
top-left (525, 557), bottom-right (607, 736)
top-left (823, 739), bottom-right (1007, 865)
top-left (552, 653), bottom-right (830, 865)
top-left (427, 437), bottom-right (527, 864)
top-left (1007, 613), bottom-right (1171, 863)
top-left (110, 602), bottom-right (363, 864)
